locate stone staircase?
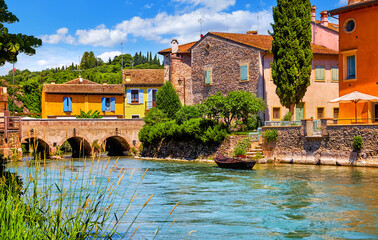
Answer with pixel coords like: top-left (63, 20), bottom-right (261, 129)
top-left (246, 141), bottom-right (264, 160)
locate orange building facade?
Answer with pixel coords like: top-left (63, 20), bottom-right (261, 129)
top-left (330, 0), bottom-right (378, 122)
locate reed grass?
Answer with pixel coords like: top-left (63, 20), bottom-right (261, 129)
top-left (0, 135), bottom-right (181, 239)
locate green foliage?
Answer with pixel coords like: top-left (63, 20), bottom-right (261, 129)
top-left (0, 0), bottom-right (42, 65)
top-left (233, 138), bottom-right (251, 157)
top-left (264, 129), bottom-right (278, 143)
top-left (75, 109), bottom-right (103, 119)
top-left (282, 111), bottom-right (293, 121)
top-left (353, 135), bottom-right (363, 151)
top-left (175, 105), bottom-right (202, 124)
top-left (156, 81), bottom-right (182, 116)
top-left (143, 107), bottom-right (168, 125)
top-left (253, 151), bottom-right (263, 161)
top-left (80, 51), bottom-right (97, 70)
top-left (270, 0), bottom-right (313, 113)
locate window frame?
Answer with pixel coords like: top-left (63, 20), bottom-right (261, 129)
top-left (272, 107), bottom-right (281, 120)
top-left (333, 107), bottom-right (339, 120)
top-left (315, 65), bottom-right (325, 82)
top-left (63, 97), bottom-right (72, 112)
top-left (331, 66), bottom-right (339, 82)
top-left (239, 63), bottom-right (249, 82)
top-left (131, 114), bottom-right (140, 119)
top-left (342, 49), bottom-right (357, 81)
top-left (204, 68), bottom-right (212, 85)
top-left (131, 89), bottom-right (139, 104)
top-left (316, 107), bottom-right (325, 120)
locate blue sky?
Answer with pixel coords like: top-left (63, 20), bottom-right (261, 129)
top-left (1, 0), bottom-right (347, 75)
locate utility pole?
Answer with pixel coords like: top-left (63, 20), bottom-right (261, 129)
top-left (121, 43), bottom-right (124, 80)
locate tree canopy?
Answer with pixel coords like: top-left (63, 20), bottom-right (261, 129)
top-left (270, 0), bottom-right (313, 115)
top-left (0, 0), bottom-right (42, 65)
top-left (156, 81), bottom-right (182, 116)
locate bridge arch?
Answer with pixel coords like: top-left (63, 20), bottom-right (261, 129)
top-left (101, 135), bottom-right (131, 156)
top-left (23, 137), bottom-right (51, 159)
top-left (59, 136), bottom-right (92, 158)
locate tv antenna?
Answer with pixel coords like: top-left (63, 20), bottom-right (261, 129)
top-left (198, 18), bottom-right (204, 36)
top-left (72, 56), bottom-right (85, 82)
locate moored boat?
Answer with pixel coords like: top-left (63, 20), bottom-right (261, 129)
top-left (214, 153), bottom-right (256, 169)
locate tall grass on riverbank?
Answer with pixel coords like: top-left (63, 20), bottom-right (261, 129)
top-left (0, 153), bottom-right (179, 239)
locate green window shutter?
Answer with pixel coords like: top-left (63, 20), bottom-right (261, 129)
top-left (240, 65), bottom-right (248, 81)
top-left (315, 66), bottom-right (325, 80)
top-left (205, 70), bottom-right (211, 84)
top-left (332, 67), bottom-right (339, 81)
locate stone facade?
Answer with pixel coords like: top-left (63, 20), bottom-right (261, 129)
top-left (169, 54), bottom-right (192, 105)
top-left (191, 35), bottom-right (261, 104)
top-left (262, 123), bottom-right (378, 167)
top-left (0, 131), bottom-right (22, 159)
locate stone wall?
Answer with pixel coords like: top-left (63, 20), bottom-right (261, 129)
top-left (141, 135), bottom-right (248, 160)
top-left (0, 131), bottom-right (22, 159)
top-left (191, 35), bottom-right (261, 104)
top-left (170, 54), bottom-right (193, 105)
top-left (262, 123), bottom-right (378, 167)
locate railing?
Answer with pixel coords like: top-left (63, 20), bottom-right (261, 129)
top-left (313, 120), bottom-right (321, 135)
top-left (264, 121), bottom-right (302, 126)
top-left (0, 116), bottom-right (22, 142)
top-left (249, 127), bottom-right (263, 142)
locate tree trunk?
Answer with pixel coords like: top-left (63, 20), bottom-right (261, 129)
top-left (289, 104), bottom-right (295, 121)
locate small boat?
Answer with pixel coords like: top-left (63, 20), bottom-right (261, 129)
top-left (214, 153), bottom-right (256, 170)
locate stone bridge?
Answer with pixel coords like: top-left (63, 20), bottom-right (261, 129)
top-left (21, 119), bottom-right (144, 157)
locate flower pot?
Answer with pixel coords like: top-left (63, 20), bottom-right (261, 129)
top-left (237, 155), bottom-right (246, 158)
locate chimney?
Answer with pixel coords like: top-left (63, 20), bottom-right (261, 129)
top-left (320, 10), bottom-right (328, 27)
top-left (246, 31), bottom-right (258, 35)
top-left (311, 6), bottom-right (316, 22)
top-left (171, 39), bottom-right (179, 54)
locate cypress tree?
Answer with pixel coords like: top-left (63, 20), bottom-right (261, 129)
top-left (156, 81), bottom-right (182, 116)
top-left (270, 0), bottom-right (313, 117)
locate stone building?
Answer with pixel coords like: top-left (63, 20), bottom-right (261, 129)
top-left (159, 17), bottom-right (340, 121)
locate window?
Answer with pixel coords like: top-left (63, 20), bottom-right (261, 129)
top-left (344, 19), bottom-right (355, 33)
top-left (126, 89), bottom-right (143, 105)
top-left (332, 67), bottom-right (339, 82)
top-left (102, 97), bottom-right (115, 112)
top-left (333, 108), bottom-right (339, 119)
top-left (347, 55), bottom-right (356, 79)
top-left (317, 107), bottom-right (324, 119)
top-left (63, 97), bottom-right (72, 112)
top-left (205, 69), bottom-right (212, 85)
top-left (147, 89), bottom-right (158, 109)
top-left (131, 115), bottom-right (140, 119)
top-left (240, 64), bottom-right (248, 81)
top-left (315, 66), bottom-right (325, 81)
top-left (272, 107), bottom-right (281, 120)
top-left (131, 90), bottom-right (139, 103)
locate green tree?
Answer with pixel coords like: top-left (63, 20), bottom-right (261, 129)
top-left (156, 81), bottom-right (181, 116)
top-left (0, 0), bottom-right (42, 65)
top-left (270, 0), bottom-right (313, 118)
top-left (80, 51), bottom-right (97, 69)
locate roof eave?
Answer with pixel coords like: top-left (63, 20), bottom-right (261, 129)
top-left (328, 0), bottom-right (378, 15)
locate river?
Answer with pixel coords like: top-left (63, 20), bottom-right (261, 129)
top-left (9, 157), bottom-right (378, 239)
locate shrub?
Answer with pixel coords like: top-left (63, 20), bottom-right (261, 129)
top-left (175, 105), bottom-right (202, 124)
top-left (156, 81), bottom-right (182, 116)
top-left (353, 135), bottom-right (363, 151)
top-left (233, 138), bottom-right (251, 157)
top-left (143, 107), bottom-right (168, 126)
top-left (282, 111), bottom-right (292, 121)
top-left (264, 129), bottom-right (278, 143)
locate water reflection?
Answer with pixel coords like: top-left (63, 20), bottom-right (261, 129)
top-left (7, 158), bottom-right (378, 240)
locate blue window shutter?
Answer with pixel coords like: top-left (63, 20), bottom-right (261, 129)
top-left (111, 97), bottom-right (115, 111)
top-left (68, 97), bottom-right (72, 111)
top-left (102, 97), bottom-right (106, 111)
top-left (63, 97), bottom-right (68, 112)
top-left (139, 89), bottom-right (144, 104)
top-left (147, 89), bottom-right (152, 109)
top-left (205, 70), bottom-right (211, 84)
top-left (240, 65), bottom-right (248, 81)
top-left (126, 89), bottom-right (131, 104)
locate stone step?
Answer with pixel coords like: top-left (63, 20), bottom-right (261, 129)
top-left (246, 150), bottom-right (263, 154)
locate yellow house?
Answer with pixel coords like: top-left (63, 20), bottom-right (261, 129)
top-left (123, 69), bottom-right (164, 119)
top-left (41, 78), bottom-right (124, 118)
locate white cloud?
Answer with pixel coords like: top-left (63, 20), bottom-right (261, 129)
top-left (76, 24), bottom-right (127, 47)
top-left (37, 60), bottom-right (48, 66)
top-left (144, 4), bottom-right (154, 9)
top-left (40, 27), bottom-right (75, 44)
top-left (337, 0), bottom-right (348, 6)
top-left (98, 51), bottom-right (122, 62)
top-left (172, 0), bottom-right (236, 12)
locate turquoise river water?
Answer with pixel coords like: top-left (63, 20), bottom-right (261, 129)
top-left (10, 157), bottom-right (378, 239)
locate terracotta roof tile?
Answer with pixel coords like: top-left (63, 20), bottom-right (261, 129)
top-left (44, 78), bottom-right (124, 94)
top-left (314, 20), bottom-right (339, 32)
top-left (158, 41), bottom-right (197, 54)
top-left (123, 69), bottom-right (164, 85)
top-left (208, 32), bottom-right (338, 55)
